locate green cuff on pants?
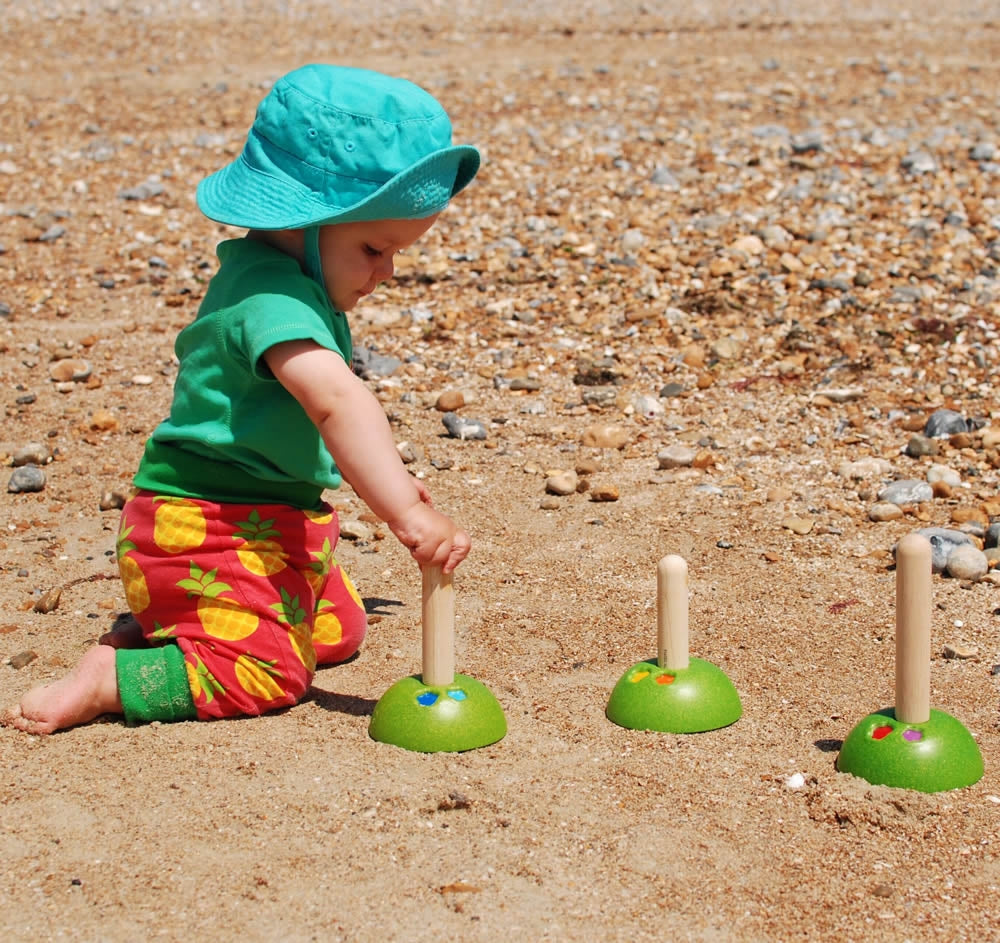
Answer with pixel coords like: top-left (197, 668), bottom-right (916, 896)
top-left (117, 643), bottom-right (197, 725)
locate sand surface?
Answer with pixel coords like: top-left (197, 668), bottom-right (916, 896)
top-left (2, 2), bottom-right (1000, 940)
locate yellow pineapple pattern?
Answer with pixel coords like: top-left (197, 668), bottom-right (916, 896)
top-left (117, 516), bottom-right (150, 615)
top-left (312, 598), bottom-right (344, 647)
top-left (177, 563), bottom-right (259, 641)
top-left (272, 587), bottom-right (316, 672)
top-left (233, 509), bottom-right (288, 576)
top-left (186, 650), bottom-right (225, 704)
top-left (152, 496), bottom-right (207, 554)
top-left (304, 507), bottom-right (334, 526)
top-left (234, 654), bottom-right (284, 700)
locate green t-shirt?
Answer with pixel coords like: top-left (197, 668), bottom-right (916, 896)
top-left (134, 237), bottom-right (353, 508)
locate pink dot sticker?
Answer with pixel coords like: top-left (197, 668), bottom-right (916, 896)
top-left (902, 729), bottom-right (923, 742)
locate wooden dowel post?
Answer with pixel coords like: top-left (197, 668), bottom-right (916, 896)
top-left (657, 555), bottom-right (690, 672)
top-left (422, 565), bottom-right (455, 687)
top-left (895, 534), bottom-right (931, 725)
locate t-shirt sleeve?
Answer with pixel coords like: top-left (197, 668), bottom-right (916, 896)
top-left (224, 287), bottom-right (351, 380)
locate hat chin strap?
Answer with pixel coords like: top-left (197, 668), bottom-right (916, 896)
top-left (303, 225), bottom-right (325, 286)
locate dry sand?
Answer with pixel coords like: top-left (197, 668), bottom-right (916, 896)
top-left (2, 2), bottom-right (999, 940)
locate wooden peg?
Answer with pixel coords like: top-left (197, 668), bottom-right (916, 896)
top-left (895, 534), bottom-right (931, 725)
top-left (657, 555), bottom-right (690, 671)
top-left (421, 565), bottom-right (455, 687)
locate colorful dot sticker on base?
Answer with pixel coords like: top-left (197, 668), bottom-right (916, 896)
top-left (417, 691), bottom-right (438, 706)
top-left (448, 690), bottom-right (467, 701)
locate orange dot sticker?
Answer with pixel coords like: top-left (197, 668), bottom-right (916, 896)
top-left (656, 674), bottom-right (676, 685)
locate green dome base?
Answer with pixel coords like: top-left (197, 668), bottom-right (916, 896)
top-left (837, 707), bottom-right (984, 793)
top-left (606, 657), bottom-right (742, 734)
top-left (369, 672), bottom-right (506, 753)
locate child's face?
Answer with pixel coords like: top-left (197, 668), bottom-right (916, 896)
top-left (319, 215), bottom-right (440, 312)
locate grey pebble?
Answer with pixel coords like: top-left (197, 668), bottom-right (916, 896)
top-left (442, 412), bottom-right (487, 440)
top-left (985, 523), bottom-right (1000, 549)
top-left (37, 225), bottom-right (66, 242)
top-left (8, 464), bottom-right (46, 493)
top-left (878, 479), bottom-right (933, 505)
top-left (352, 347), bottom-right (401, 378)
top-left (913, 527), bottom-right (977, 573)
top-left (118, 180), bottom-right (165, 200)
top-left (923, 408), bottom-right (968, 438)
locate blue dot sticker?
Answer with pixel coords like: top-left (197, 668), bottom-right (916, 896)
top-left (417, 691), bottom-right (438, 706)
top-left (447, 690), bottom-right (467, 702)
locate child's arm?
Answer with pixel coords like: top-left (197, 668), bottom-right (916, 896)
top-left (264, 339), bottom-right (470, 573)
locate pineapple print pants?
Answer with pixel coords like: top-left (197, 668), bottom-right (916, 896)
top-left (115, 490), bottom-right (368, 722)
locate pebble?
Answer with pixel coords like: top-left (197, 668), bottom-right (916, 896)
top-left (923, 408), bottom-right (968, 438)
top-left (589, 484), bottom-right (619, 502)
top-left (868, 502), bottom-right (904, 523)
top-left (435, 391), bottom-right (466, 412)
top-left (396, 441), bottom-right (420, 464)
top-left (33, 587), bottom-right (61, 613)
top-left (838, 457), bottom-right (892, 480)
top-left (12, 442), bottom-right (50, 466)
top-left (441, 413), bottom-right (487, 440)
top-left (904, 434), bottom-right (938, 458)
top-left (339, 520), bottom-right (374, 541)
top-left (945, 545), bottom-right (989, 581)
top-left (352, 347), bottom-right (401, 379)
top-left (878, 480), bottom-right (933, 505)
top-left (8, 464), bottom-right (46, 493)
top-left (657, 445), bottom-right (695, 470)
top-left (581, 424), bottom-right (628, 450)
top-left (545, 471), bottom-right (577, 496)
top-left (986, 523), bottom-right (1000, 549)
top-left (539, 495), bottom-right (561, 510)
top-left (782, 515), bottom-right (814, 535)
top-left (926, 464), bottom-right (961, 487)
top-left (942, 643), bottom-right (979, 660)
top-left (632, 394), bottom-right (662, 419)
top-left (98, 490), bottom-right (127, 510)
top-left (8, 651), bottom-right (37, 670)
top-left (48, 358), bottom-right (91, 382)
top-left (913, 527), bottom-right (978, 573)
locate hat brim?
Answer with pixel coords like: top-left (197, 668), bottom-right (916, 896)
top-left (197, 145), bottom-right (480, 230)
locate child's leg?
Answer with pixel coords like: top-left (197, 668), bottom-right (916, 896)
top-left (300, 505), bottom-right (367, 664)
top-left (119, 493), bottom-right (324, 721)
top-left (4, 644), bottom-right (121, 735)
top-left (312, 561), bottom-right (368, 664)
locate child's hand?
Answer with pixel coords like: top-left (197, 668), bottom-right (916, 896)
top-left (386, 502), bottom-right (470, 574)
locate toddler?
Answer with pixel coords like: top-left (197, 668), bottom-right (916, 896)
top-left (6, 63), bottom-right (478, 733)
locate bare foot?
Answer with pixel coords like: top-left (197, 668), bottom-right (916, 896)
top-left (99, 612), bottom-right (147, 650)
top-left (3, 645), bottom-right (123, 735)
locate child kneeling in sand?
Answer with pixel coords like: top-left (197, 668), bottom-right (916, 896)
top-left (7, 63), bottom-right (478, 734)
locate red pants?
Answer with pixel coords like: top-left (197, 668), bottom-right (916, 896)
top-left (118, 491), bottom-right (367, 719)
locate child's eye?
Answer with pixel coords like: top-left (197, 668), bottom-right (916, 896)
top-left (364, 245), bottom-right (382, 257)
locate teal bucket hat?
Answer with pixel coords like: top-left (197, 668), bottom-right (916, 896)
top-left (196, 64), bottom-right (480, 230)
